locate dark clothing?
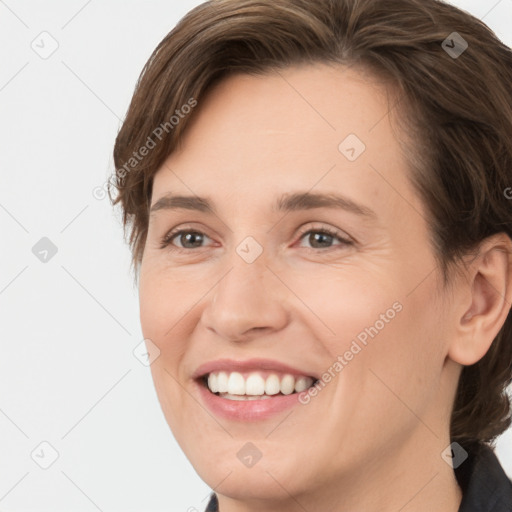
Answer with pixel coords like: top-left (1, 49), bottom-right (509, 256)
top-left (205, 493), bottom-right (218, 512)
top-left (456, 443), bottom-right (512, 511)
top-left (204, 443), bottom-right (512, 511)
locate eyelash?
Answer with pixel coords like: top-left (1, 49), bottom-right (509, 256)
top-left (159, 225), bottom-right (353, 252)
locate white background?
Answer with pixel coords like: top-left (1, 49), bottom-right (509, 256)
top-left (0, 1), bottom-right (511, 511)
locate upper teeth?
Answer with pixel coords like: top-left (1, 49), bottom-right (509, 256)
top-left (207, 371), bottom-right (314, 396)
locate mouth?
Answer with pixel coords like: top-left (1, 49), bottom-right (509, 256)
top-left (192, 358), bottom-right (321, 420)
top-left (198, 371), bottom-right (319, 401)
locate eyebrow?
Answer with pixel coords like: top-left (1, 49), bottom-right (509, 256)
top-left (150, 191), bottom-right (376, 219)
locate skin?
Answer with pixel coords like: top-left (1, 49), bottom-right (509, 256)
top-left (138, 63), bottom-right (512, 512)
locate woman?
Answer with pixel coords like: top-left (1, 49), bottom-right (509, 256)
top-left (110, 0), bottom-right (512, 510)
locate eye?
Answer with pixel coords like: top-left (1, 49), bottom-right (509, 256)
top-left (159, 229), bottom-right (213, 250)
top-left (296, 226), bottom-right (353, 250)
top-left (159, 225), bottom-right (353, 252)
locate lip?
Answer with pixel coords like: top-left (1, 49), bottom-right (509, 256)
top-left (192, 357), bottom-right (319, 380)
top-left (194, 379), bottom-right (307, 421)
top-left (192, 358), bottom-right (317, 422)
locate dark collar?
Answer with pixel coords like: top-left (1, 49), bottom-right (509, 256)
top-left (204, 443), bottom-right (512, 512)
top-left (455, 442), bottom-right (512, 511)
top-left (205, 492), bottom-right (218, 512)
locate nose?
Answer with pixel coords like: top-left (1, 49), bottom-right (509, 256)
top-left (200, 252), bottom-right (290, 343)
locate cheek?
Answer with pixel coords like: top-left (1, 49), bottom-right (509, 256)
top-left (138, 263), bottom-right (202, 343)
top-left (297, 261), bottom-right (445, 413)
top-left (138, 268), bottom-right (194, 422)
top-left (340, 279), bottom-right (446, 435)
top-left (285, 263), bottom-right (403, 356)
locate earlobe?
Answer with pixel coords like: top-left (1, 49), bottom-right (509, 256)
top-left (448, 234), bottom-right (512, 367)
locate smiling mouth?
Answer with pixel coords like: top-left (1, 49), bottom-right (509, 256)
top-left (200, 371), bottom-right (319, 401)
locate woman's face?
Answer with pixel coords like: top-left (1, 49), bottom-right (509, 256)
top-left (139, 63), bottom-right (460, 507)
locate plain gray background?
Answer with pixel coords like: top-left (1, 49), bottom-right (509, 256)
top-left (0, 1), bottom-right (511, 511)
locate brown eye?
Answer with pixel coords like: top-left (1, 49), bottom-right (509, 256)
top-left (297, 228), bottom-right (352, 250)
top-left (160, 230), bottom-right (211, 250)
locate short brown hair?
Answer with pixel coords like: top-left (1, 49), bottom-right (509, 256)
top-left (111, 0), bottom-right (512, 448)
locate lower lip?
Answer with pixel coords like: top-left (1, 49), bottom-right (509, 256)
top-left (195, 380), bottom-right (304, 421)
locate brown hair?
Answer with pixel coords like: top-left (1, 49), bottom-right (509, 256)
top-left (111, 0), bottom-right (512, 448)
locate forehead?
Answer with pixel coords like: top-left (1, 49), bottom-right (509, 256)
top-left (152, 62), bottom-right (421, 219)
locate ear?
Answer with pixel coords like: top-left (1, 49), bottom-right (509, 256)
top-left (448, 233), bottom-right (512, 366)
